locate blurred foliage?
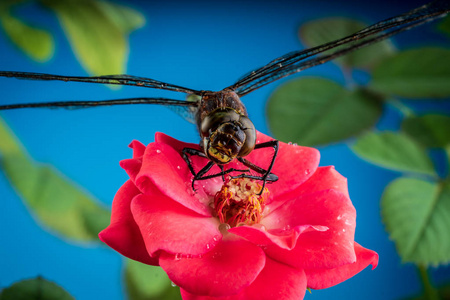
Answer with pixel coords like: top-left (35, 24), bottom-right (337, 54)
top-left (381, 178), bottom-right (450, 265)
top-left (439, 16), bottom-right (450, 37)
top-left (267, 78), bottom-right (382, 146)
top-left (299, 17), bottom-right (395, 69)
top-left (0, 1), bottom-right (53, 62)
top-left (0, 0), bottom-right (145, 75)
top-left (0, 277), bottom-right (74, 300)
top-left (371, 48), bottom-right (450, 98)
top-left (352, 131), bottom-right (436, 176)
top-left (125, 259), bottom-right (182, 300)
top-left (0, 117), bottom-right (111, 242)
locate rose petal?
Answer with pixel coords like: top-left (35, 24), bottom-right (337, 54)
top-left (180, 256), bottom-right (307, 300)
top-left (136, 142), bottom-right (212, 216)
top-left (266, 166), bottom-right (349, 215)
top-left (129, 140), bottom-right (146, 158)
top-left (155, 132), bottom-right (199, 153)
top-left (305, 242), bottom-right (379, 289)
top-left (98, 180), bottom-right (157, 265)
top-left (263, 189), bottom-right (356, 269)
top-left (246, 131), bottom-right (320, 199)
top-left (131, 193), bottom-right (221, 256)
top-left (160, 237), bottom-right (265, 297)
top-left (229, 224), bottom-right (327, 250)
top-left (120, 158), bottom-right (142, 183)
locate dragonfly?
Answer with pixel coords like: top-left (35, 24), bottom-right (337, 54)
top-left (0, 0), bottom-right (449, 192)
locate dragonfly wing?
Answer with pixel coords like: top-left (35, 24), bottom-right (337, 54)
top-left (166, 105), bottom-right (198, 124)
top-left (0, 71), bottom-right (201, 94)
top-left (227, 0), bottom-right (450, 96)
top-left (0, 97), bottom-right (199, 110)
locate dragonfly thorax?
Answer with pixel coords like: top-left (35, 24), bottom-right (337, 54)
top-left (200, 108), bottom-right (256, 164)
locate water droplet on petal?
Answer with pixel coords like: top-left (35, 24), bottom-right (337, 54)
top-left (218, 223), bottom-right (231, 232)
top-left (293, 143), bottom-right (298, 146)
top-left (304, 169), bottom-right (310, 175)
top-left (288, 142), bottom-right (293, 145)
top-left (177, 165), bottom-right (181, 170)
top-left (156, 149), bottom-right (161, 154)
top-left (171, 281), bottom-right (177, 287)
top-left (206, 243), bottom-right (211, 250)
top-left (175, 253), bottom-right (182, 261)
top-left (337, 215), bottom-right (342, 220)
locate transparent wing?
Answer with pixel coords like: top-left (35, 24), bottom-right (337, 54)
top-left (0, 71), bottom-right (201, 95)
top-left (227, 0), bottom-right (450, 96)
top-left (0, 97), bottom-right (200, 124)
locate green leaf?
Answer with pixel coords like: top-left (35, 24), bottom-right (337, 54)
top-left (370, 47), bottom-right (450, 98)
top-left (0, 277), bottom-right (74, 300)
top-left (299, 17), bottom-right (395, 69)
top-left (0, 6), bottom-right (53, 62)
top-left (402, 114), bottom-right (450, 148)
top-left (266, 77), bottom-right (383, 147)
top-left (41, 0), bottom-right (145, 75)
top-left (95, 1), bottom-right (145, 33)
top-left (352, 131), bottom-right (436, 176)
top-left (125, 259), bottom-right (181, 300)
top-left (438, 15), bottom-right (450, 37)
top-left (0, 117), bottom-right (110, 242)
top-left (381, 178), bottom-right (450, 265)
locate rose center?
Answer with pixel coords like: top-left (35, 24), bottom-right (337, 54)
top-left (213, 177), bottom-right (269, 227)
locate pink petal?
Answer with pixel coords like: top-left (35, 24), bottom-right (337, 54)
top-left (131, 193), bottom-right (221, 257)
top-left (229, 224), bottom-right (327, 250)
top-left (267, 166), bottom-right (349, 213)
top-left (155, 132), bottom-right (199, 153)
top-left (305, 242), bottom-right (379, 289)
top-left (98, 180), bottom-right (157, 265)
top-left (246, 131), bottom-right (320, 199)
top-left (129, 140), bottom-right (146, 159)
top-left (289, 166), bottom-right (349, 198)
top-left (120, 158), bottom-right (142, 183)
top-left (180, 256), bottom-right (307, 300)
top-left (135, 142), bottom-right (212, 216)
top-left (160, 237), bottom-right (265, 297)
top-left (263, 189), bottom-right (356, 269)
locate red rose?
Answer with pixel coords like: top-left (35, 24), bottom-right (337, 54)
top-left (99, 132), bottom-right (378, 300)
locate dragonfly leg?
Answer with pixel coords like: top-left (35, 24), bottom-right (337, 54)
top-left (182, 147), bottom-right (250, 191)
top-left (235, 140), bottom-right (279, 195)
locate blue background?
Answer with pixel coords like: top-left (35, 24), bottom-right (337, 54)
top-left (1, 0), bottom-right (449, 299)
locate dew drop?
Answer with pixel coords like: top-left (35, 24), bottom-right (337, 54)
top-left (337, 215), bottom-right (342, 220)
top-left (293, 143), bottom-right (298, 146)
top-left (219, 223), bottom-right (231, 232)
top-left (342, 229), bottom-right (346, 232)
top-left (288, 142), bottom-right (293, 145)
top-left (304, 169), bottom-right (310, 175)
top-left (175, 253), bottom-right (182, 261)
top-left (171, 281), bottom-right (177, 287)
top-left (345, 220), bottom-right (352, 226)
top-left (156, 149), bottom-right (161, 154)
top-left (177, 165), bottom-right (181, 170)
top-left (206, 243), bottom-right (211, 250)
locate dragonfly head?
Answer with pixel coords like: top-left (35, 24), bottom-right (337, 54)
top-left (200, 109), bottom-right (256, 165)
